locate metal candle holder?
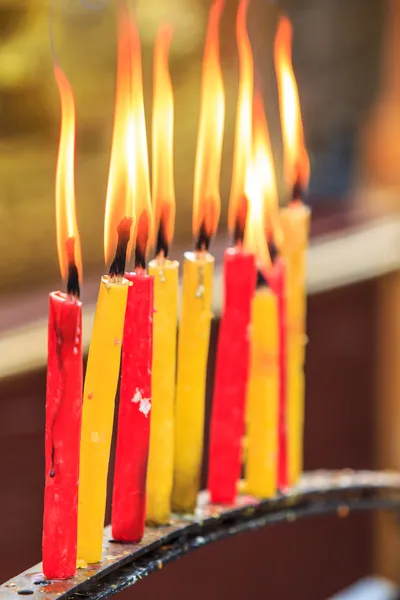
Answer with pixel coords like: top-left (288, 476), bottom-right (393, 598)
top-left (1, 470), bottom-right (400, 600)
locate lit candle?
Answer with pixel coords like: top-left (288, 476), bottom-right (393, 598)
top-left (274, 15), bottom-right (311, 486)
top-left (42, 65), bottom-right (83, 580)
top-left (244, 89), bottom-right (281, 498)
top-left (173, 0), bottom-right (225, 514)
top-left (146, 25), bottom-right (179, 526)
top-left (207, 0), bottom-right (257, 505)
top-left (77, 5), bottom-right (135, 564)
top-left (112, 8), bottom-right (154, 543)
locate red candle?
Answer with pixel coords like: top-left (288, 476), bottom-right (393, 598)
top-left (267, 256), bottom-right (288, 490)
top-left (42, 64), bottom-right (83, 579)
top-left (43, 292), bottom-right (82, 579)
top-left (207, 247), bottom-right (256, 504)
top-left (112, 270), bottom-right (154, 542)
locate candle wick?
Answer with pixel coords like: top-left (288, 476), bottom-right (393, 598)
top-left (256, 269), bottom-right (269, 289)
top-left (135, 245), bottom-right (147, 272)
top-left (109, 217), bottom-right (133, 280)
top-left (268, 240), bottom-right (279, 264)
top-left (195, 265), bottom-right (205, 298)
top-left (233, 194), bottom-right (248, 247)
top-left (65, 237), bottom-right (80, 299)
top-left (155, 222), bottom-right (169, 259)
top-left (292, 176), bottom-right (304, 204)
top-left (195, 221), bottom-right (211, 253)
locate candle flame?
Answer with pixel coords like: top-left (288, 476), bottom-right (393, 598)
top-left (104, 5), bottom-right (152, 268)
top-left (244, 90), bottom-right (280, 273)
top-left (192, 0), bottom-right (225, 250)
top-left (152, 24), bottom-right (175, 256)
top-left (274, 16), bottom-right (309, 192)
top-left (54, 65), bottom-right (82, 286)
top-left (228, 0), bottom-right (253, 241)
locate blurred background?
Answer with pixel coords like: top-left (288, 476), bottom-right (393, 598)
top-left (2, 0), bottom-right (400, 598)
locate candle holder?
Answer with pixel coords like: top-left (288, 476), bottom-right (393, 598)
top-left (2, 470), bottom-right (400, 600)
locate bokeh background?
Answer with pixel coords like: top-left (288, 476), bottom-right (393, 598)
top-left (2, 0), bottom-right (400, 598)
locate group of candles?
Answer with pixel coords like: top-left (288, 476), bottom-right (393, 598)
top-left (42, 0), bottom-right (310, 581)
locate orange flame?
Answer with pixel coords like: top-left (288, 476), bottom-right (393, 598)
top-left (104, 5), bottom-right (152, 267)
top-left (244, 90), bottom-right (280, 273)
top-left (152, 25), bottom-right (175, 254)
top-left (193, 0), bottom-right (225, 246)
top-left (54, 65), bottom-right (82, 285)
top-left (228, 0), bottom-right (253, 238)
top-left (274, 16), bottom-right (309, 191)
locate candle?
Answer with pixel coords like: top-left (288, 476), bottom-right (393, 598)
top-left (112, 266), bottom-right (154, 542)
top-left (42, 65), bottom-right (83, 580)
top-left (275, 15), bottom-right (311, 486)
top-left (243, 89), bottom-right (282, 498)
top-left (246, 283), bottom-right (279, 498)
top-left (111, 8), bottom-right (154, 543)
top-left (173, 0), bottom-right (225, 514)
top-left (268, 253), bottom-right (288, 491)
top-left (146, 25), bottom-right (179, 525)
top-left (77, 5), bottom-right (135, 564)
top-left (280, 206), bottom-right (310, 485)
top-left (207, 0), bottom-right (257, 505)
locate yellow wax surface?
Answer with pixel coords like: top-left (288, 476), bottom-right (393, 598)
top-left (280, 204), bottom-right (311, 343)
top-left (173, 251), bottom-right (214, 513)
top-left (146, 259), bottom-right (179, 524)
top-left (246, 287), bottom-right (279, 498)
top-left (78, 275), bottom-right (129, 564)
top-left (280, 204), bottom-right (310, 485)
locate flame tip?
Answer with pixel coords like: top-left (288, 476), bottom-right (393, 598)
top-left (153, 15), bottom-right (175, 249)
top-left (275, 12), bottom-right (310, 189)
top-left (193, 0), bottom-right (224, 241)
top-left (117, 216), bottom-right (133, 233)
top-left (105, 6), bottom-right (152, 264)
top-left (55, 62), bottom-right (82, 285)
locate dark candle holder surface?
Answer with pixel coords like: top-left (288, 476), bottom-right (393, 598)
top-left (1, 470), bottom-right (400, 600)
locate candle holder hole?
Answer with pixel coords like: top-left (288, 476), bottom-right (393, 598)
top-left (17, 590), bottom-right (34, 595)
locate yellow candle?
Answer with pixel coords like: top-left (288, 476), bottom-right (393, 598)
top-left (77, 275), bottom-right (129, 564)
top-left (280, 204), bottom-right (311, 485)
top-left (146, 259), bottom-right (178, 524)
top-left (246, 287), bottom-right (279, 498)
top-left (172, 252), bottom-right (214, 513)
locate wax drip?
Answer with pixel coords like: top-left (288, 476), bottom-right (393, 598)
top-left (49, 309), bottom-right (65, 478)
top-left (195, 265), bottom-right (205, 299)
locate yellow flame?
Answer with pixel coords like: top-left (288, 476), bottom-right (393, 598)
top-left (274, 15), bottom-right (309, 189)
top-left (244, 90), bottom-right (280, 272)
top-left (104, 5), bottom-right (152, 266)
top-left (152, 24), bottom-right (175, 250)
top-left (228, 0), bottom-right (253, 238)
top-left (54, 65), bottom-right (82, 283)
top-left (192, 0), bottom-right (225, 243)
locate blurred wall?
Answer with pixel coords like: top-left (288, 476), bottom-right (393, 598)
top-left (0, 0), bottom-right (387, 295)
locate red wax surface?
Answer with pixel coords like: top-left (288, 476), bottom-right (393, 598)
top-left (112, 271), bottom-right (154, 542)
top-left (43, 291), bottom-right (82, 579)
top-left (207, 248), bottom-right (257, 504)
top-left (268, 258), bottom-right (288, 491)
